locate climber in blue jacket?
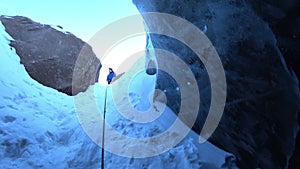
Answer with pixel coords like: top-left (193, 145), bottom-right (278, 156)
top-left (106, 68), bottom-right (116, 85)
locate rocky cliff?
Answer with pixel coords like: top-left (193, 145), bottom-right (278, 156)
top-left (0, 15), bottom-right (100, 95)
top-left (133, 0), bottom-right (300, 168)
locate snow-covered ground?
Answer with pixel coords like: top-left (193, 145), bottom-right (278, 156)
top-left (0, 21), bottom-right (237, 168)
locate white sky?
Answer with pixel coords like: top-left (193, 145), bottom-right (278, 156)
top-left (1, 0), bottom-right (147, 85)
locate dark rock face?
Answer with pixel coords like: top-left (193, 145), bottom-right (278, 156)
top-left (249, 0), bottom-right (300, 83)
top-left (133, 0), bottom-right (300, 168)
top-left (0, 16), bottom-right (100, 95)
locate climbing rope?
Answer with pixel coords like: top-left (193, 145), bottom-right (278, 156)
top-left (101, 86), bottom-right (108, 169)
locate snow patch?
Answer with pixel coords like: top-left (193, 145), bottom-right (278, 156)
top-left (50, 24), bottom-right (70, 34)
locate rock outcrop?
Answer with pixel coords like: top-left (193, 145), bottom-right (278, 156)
top-left (0, 16), bottom-right (100, 95)
top-left (133, 0), bottom-right (300, 168)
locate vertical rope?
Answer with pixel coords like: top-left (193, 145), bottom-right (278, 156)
top-left (101, 86), bottom-right (108, 169)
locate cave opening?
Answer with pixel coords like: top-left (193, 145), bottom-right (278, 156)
top-left (90, 2), bottom-right (148, 86)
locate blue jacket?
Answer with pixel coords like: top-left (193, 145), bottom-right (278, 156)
top-left (107, 72), bottom-right (115, 81)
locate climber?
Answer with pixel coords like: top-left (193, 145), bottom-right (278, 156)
top-left (106, 68), bottom-right (116, 85)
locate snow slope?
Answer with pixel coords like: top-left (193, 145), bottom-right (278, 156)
top-left (0, 21), bottom-right (92, 169)
top-left (0, 21), bottom-right (237, 169)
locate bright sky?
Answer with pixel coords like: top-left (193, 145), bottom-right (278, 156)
top-left (1, 0), bottom-right (141, 41)
top-left (1, 0), bottom-right (147, 85)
